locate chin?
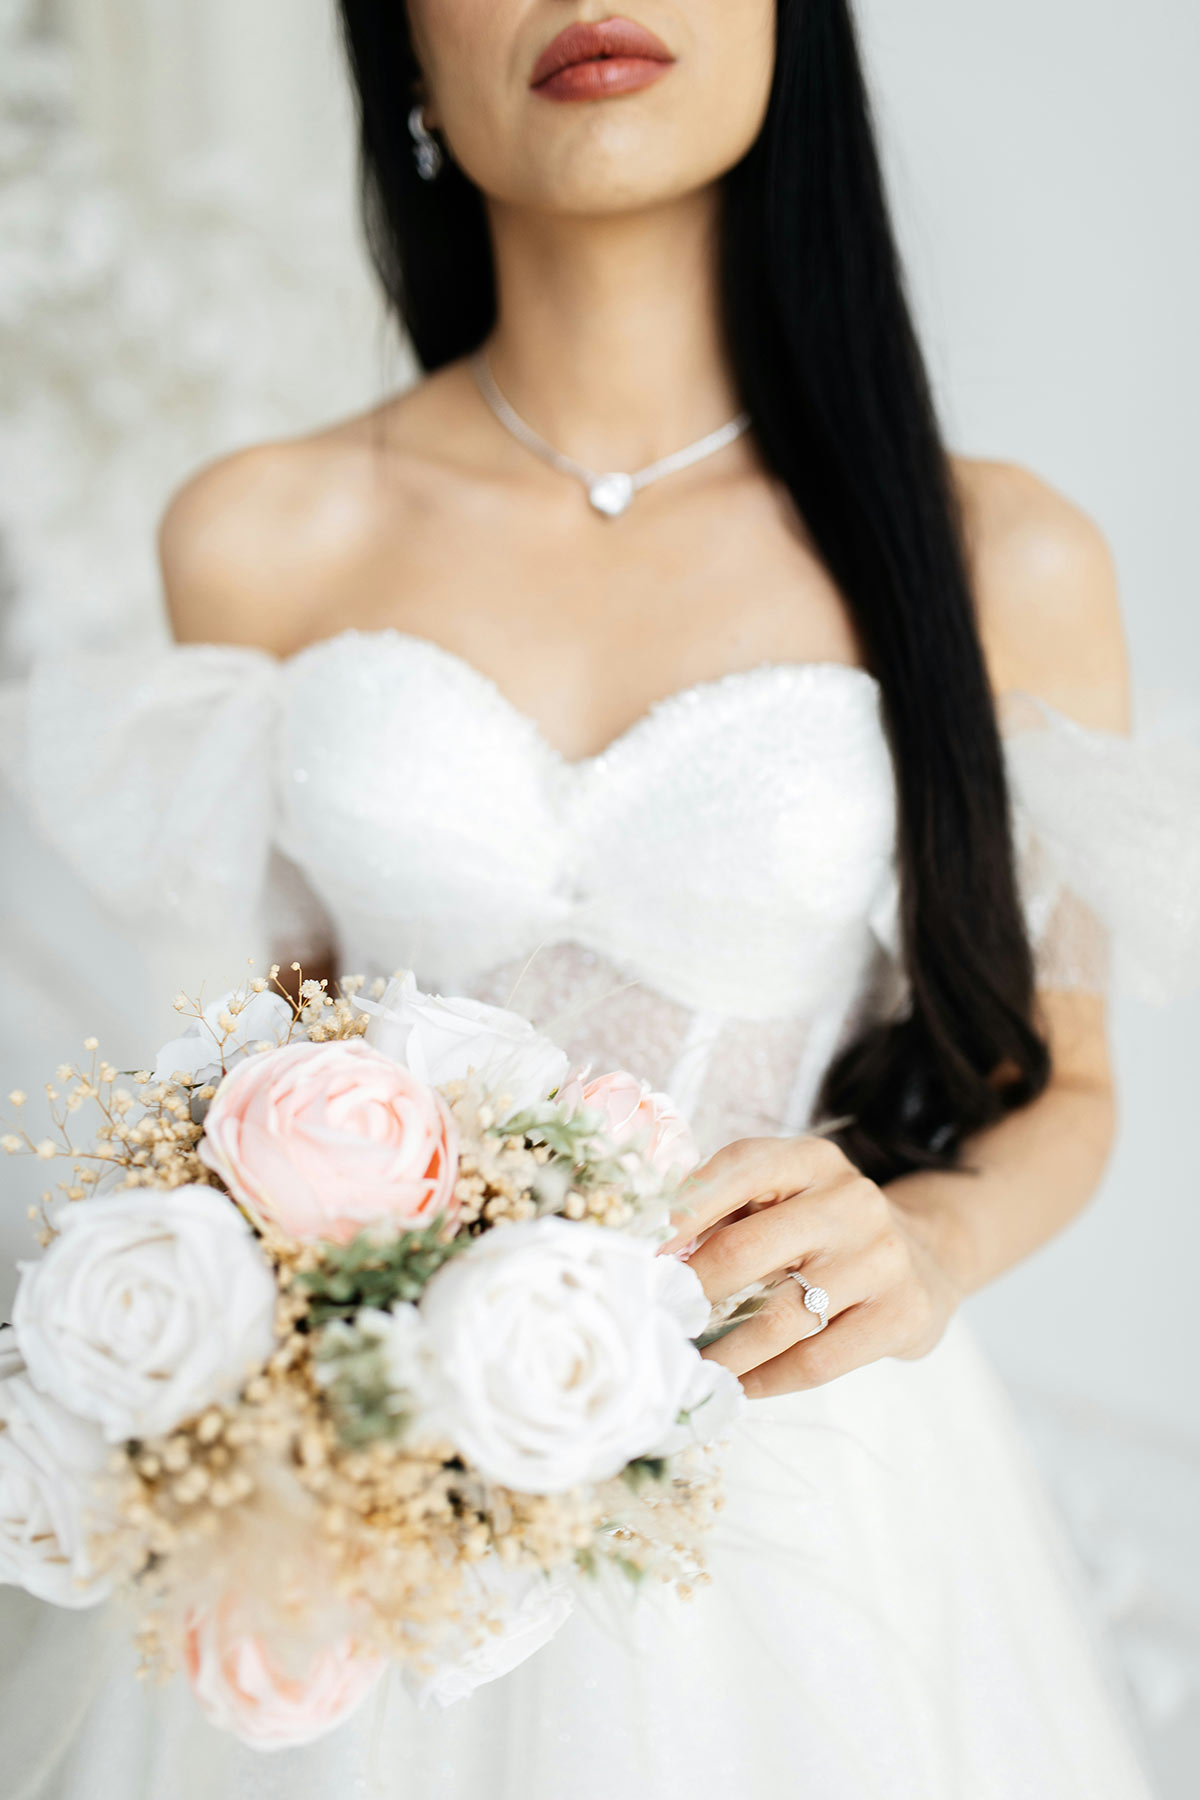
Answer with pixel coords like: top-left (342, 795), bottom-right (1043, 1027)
top-left (499, 127), bottom-right (741, 218)
top-left (527, 166), bottom-right (699, 216)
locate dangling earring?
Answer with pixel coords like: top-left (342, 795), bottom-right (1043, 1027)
top-left (408, 105), bottom-right (443, 181)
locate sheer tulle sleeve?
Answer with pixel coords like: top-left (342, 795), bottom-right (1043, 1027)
top-left (0, 645), bottom-right (316, 947)
top-left (1001, 695), bottom-right (1200, 1001)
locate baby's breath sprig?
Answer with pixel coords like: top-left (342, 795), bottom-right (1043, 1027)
top-left (1, 1038), bottom-right (127, 1164)
top-left (1, 1039), bottom-right (210, 1239)
top-left (589, 1445), bottom-right (725, 1598)
top-left (254, 963), bottom-right (379, 1046)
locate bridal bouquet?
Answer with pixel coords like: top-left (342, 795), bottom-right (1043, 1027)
top-left (0, 968), bottom-right (740, 1749)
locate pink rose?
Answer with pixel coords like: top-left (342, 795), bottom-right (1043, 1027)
top-left (184, 1601), bottom-right (384, 1750)
top-left (559, 1070), bottom-right (699, 1180)
top-left (200, 1040), bottom-right (459, 1244)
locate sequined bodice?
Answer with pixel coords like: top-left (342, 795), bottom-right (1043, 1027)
top-left (281, 634), bottom-right (893, 998)
top-left (273, 631), bottom-right (899, 1146)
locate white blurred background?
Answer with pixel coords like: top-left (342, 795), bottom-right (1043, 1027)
top-left (0, 0), bottom-right (1196, 1790)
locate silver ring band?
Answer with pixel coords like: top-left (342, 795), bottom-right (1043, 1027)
top-left (789, 1272), bottom-right (830, 1333)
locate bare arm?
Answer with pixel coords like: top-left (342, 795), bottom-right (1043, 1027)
top-left (887, 990), bottom-right (1112, 1298)
top-left (892, 465), bottom-right (1128, 1297)
top-left (669, 467), bottom-right (1132, 1396)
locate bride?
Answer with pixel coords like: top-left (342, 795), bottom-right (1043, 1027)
top-left (1, 1), bottom-right (1183, 1795)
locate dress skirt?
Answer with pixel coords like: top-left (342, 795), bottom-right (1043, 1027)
top-left (0, 1317), bottom-right (1155, 1800)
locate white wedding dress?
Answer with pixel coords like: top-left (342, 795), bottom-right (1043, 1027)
top-left (3, 624), bottom-right (1196, 1800)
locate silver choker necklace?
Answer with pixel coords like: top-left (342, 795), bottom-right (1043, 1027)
top-left (470, 351), bottom-right (750, 518)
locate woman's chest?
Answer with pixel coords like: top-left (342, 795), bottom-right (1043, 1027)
top-left (307, 479), bottom-right (858, 765)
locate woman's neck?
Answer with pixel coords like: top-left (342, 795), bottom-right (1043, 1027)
top-left (483, 189), bottom-right (742, 472)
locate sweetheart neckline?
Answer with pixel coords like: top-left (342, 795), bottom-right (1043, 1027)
top-left (281, 625), bottom-right (882, 771)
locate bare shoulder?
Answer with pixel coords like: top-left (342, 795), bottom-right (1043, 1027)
top-left (161, 435), bottom-right (347, 654)
top-left (158, 373), bottom-right (469, 656)
top-left (954, 457), bottom-right (1130, 732)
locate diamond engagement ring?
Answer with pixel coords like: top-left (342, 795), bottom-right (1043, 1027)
top-left (789, 1273), bottom-right (830, 1333)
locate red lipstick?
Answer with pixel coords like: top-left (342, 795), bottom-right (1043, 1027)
top-left (530, 16), bottom-right (675, 102)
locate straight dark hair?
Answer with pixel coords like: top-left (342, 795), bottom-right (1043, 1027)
top-left (337, 0), bottom-right (1052, 1182)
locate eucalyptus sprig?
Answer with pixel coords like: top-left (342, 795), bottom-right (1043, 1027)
top-left (296, 1220), bottom-right (467, 1325)
top-left (314, 1316), bottom-right (415, 1447)
top-left (499, 1100), bottom-right (631, 1191)
top-left (498, 1099), bottom-right (607, 1161)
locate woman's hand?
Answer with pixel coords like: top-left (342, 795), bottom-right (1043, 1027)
top-left (662, 1137), bottom-right (964, 1398)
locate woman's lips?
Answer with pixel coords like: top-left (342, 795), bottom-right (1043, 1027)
top-left (530, 16), bottom-right (675, 102)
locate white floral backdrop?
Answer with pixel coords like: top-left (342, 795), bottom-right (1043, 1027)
top-left (1, 1), bottom-right (1197, 1791)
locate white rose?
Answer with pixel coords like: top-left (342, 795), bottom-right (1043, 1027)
top-left (13, 1187), bottom-right (277, 1443)
top-left (652, 1251), bottom-right (715, 1340)
top-left (617, 1251), bottom-right (743, 1456)
top-left (0, 1327), bottom-right (113, 1608)
top-left (406, 1559), bottom-right (573, 1710)
top-left (361, 972), bottom-right (569, 1113)
top-left (648, 1358), bottom-right (745, 1458)
top-left (418, 1218), bottom-right (710, 1493)
top-left (152, 986), bottom-right (293, 1088)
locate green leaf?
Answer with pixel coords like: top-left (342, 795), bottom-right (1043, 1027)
top-left (611, 1554), bottom-right (647, 1588)
top-left (694, 1294), bottom-right (767, 1350)
top-left (296, 1219), bottom-right (469, 1324)
top-left (498, 1101), bottom-right (606, 1161)
top-left (313, 1317), bottom-right (416, 1447)
top-left (621, 1456), bottom-right (669, 1492)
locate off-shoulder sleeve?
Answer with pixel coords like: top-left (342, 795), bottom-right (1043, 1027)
top-left (0, 645), bottom-right (290, 940)
top-left (1002, 695), bottom-right (1200, 1001)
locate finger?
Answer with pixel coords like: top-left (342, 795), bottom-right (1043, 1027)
top-left (662, 1136), bottom-right (841, 1255)
top-left (740, 1302), bottom-right (891, 1398)
top-left (685, 1189), bottom-right (851, 1303)
top-left (700, 1276), bottom-right (831, 1378)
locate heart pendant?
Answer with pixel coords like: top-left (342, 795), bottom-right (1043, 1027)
top-left (587, 472), bottom-right (635, 518)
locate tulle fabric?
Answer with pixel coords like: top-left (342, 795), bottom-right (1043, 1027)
top-left (0, 1322), bottom-right (1156, 1800)
top-left (0, 648), bottom-right (334, 962)
top-left (0, 648), bottom-right (278, 936)
top-left (1003, 694), bottom-right (1200, 1000)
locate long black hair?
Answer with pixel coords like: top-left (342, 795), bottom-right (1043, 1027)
top-left (337, 0), bottom-right (1052, 1182)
